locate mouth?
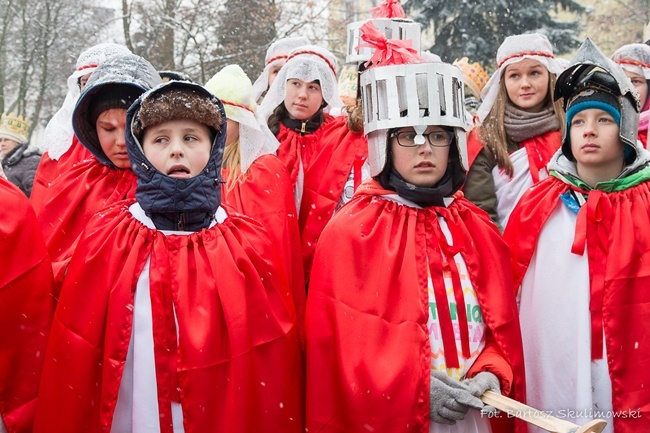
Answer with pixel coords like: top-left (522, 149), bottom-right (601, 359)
top-left (414, 161), bottom-right (435, 169)
top-left (520, 93), bottom-right (534, 98)
top-left (167, 164), bottom-right (191, 178)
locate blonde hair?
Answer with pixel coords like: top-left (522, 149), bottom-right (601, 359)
top-left (344, 98), bottom-right (364, 133)
top-left (478, 71), bottom-right (564, 177)
top-left (222, 139), bottom-right (247, 193)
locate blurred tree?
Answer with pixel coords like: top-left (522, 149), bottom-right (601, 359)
top-left (407, 0), bottom-right (586, 69)
top-left (0, 0), bottom-right (108, 138)
top-left (584, 0), bottom-right (650, 54)
top-left (213, 0), bottom-right (278, 79)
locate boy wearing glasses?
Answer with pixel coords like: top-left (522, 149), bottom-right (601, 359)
top-left (305, 30), bottom-right (525, 433)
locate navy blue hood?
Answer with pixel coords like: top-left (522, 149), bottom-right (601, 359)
top-left (73, 53), bottom-right (162, 167)
top-left (126, 81), bottom-right (227, 231)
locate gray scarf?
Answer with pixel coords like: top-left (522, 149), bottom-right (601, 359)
top-left (503, 103), bottom-right (561, 144)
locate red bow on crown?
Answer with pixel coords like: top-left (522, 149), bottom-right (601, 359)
top-left (356, 21), bottom-right (424, 68)
top-left (370, 0), bottom-right (406, 18)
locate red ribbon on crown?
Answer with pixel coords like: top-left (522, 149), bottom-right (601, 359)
top-left (356, 21), bottom-right (424, 68)
top-left (370, 0), bottom-right (406, 18)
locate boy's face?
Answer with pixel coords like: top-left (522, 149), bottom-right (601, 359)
top-left (142, 119), bottom-right (212, 178)
top-left (97, 108), bottom-right (130, 169)
top-left (570, 108), bottom-right (625, 171)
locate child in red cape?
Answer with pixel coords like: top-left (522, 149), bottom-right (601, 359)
top-left (33, 53), bottom-right (161, 293)
top-left (0, 178), bottom-right (54, 433)
top-left (205, 64), bottom-right (305, 325)
top-left (34, 81), bottom-right (303, 433)
top-left (305, 44), bottom-right (525, 433)
top-left (463, 33), bottom-right (565, 230)
top-left (505, 38), bottom-right (650, 433)
top-left (31, 43), bottom-right (132, 211)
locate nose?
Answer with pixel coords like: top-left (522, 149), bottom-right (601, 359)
top-left (169, 138), bottom-right (185, 157)
top-left (417, 141), bottom-right (433, 155)
top-left (297, 84), bottom-right (307, 99)
top-left (115, 128), bottom-right (126, 147)
top-left (583, 119), bottom-right (597, 137)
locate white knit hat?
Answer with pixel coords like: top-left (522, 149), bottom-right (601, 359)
top-left (44, 43), bottom-right (131, 160)
top-left (258, 44), bottom-right (344, 121)
top-left (252, 36), bottom-right (310, 103)
top-left (205, 65), bottom-right (280, 173)
top-left (476, 33), bottom-right (563, 123)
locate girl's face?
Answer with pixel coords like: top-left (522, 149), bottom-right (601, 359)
top-left (570, 108), bottom-right (625, 176)
top-left (390, 126), bottom-right (451, 188)
top-left (283, 78), bottom-right (324, 120)
top-left (97, 108), bottom-right (129, 169)
top-left (504, 59), bottom-right (550, 112)
top-left (623, 69), bottom-right (648, 110)
top-left (268, 61), bottom-right (285, 88)
top-left (225, 119), bottom-right (240, 147)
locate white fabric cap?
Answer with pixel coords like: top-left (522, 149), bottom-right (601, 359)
top-left (476, 33), bottom-right (563, 123)
top-left (360, 62), bottom-right (469, 175)
top-left (258, 44), bottom-right (343, 121)
top-left (205, 64), bottom-right (280, 173)
top-left (252, 36), bottom-right (311, 103)
top-left (612, 43), bottom-right (650, 80)
top-left (45, 43), bottom-right (131, 160)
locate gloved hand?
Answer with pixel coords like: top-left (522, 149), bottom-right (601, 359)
top-left (429, 370), bottom-right (484, 425)
top-left (463, 371), bottom-right (502, 416)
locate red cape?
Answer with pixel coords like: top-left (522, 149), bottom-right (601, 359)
top-left (299, 116), bottom-right (368, 282)
top-left (275, 114), bottom-right (335, 187)
top-left (639, 129), bottom-right (648, 149)
top-left (221, 153), bottom-right (306, 325)
top-left (305, 180), bottom-right (525, 433)
top-left (33, 158), bottom-right (136, 293)
top-left (34, 201), bottom-right (304, 433)
top-left (505, 176), bottom-right (650, 432)
top-left (31, 136), bottom-right (92, 214)
top-left (0, 178), bottom-right (55, 433)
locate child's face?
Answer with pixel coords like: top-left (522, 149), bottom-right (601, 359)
top-left (97, 108), bottom-right (130, 169)
top-left (623, 69), bottom-right (648, 109)
top-left (570, 108), bottom-right (625, 171)
top-left (268, 62), bottom-right (284, 88)
top-left (504, 59), bottom-right (549, 113)
top-left (283, 78), bottom-right (324, 120)
top-left (390, 126), bottom-right (451, 188)
top-left (225, 119), bottom-right (239, 147)
top-left (142, 119), bottom-right (212, 178)
top-left (0, 137), bottom-right (19, 157)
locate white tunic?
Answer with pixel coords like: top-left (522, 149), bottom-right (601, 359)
top-left (110, 203), bottom-right (227, 433)
top-left (493, 147), bottom-right (549, 229)
top-left (518, 201), bottom-right (613, 433)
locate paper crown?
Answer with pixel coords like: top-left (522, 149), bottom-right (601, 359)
top-left (452, 57), bottom-right (489, 100)
top-left (0, 112), bottom-right (29, 143)
top-left (345, 0), bottom-right (420, 65)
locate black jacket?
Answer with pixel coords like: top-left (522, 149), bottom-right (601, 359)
top-left (2, 143), bottom-right (41, 197)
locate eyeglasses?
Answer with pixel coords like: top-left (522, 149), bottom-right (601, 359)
top-left (390, 130), bottom-right (452, 148)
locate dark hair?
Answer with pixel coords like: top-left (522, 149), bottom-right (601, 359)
top-left (267, 102), bottom-right (326, 135)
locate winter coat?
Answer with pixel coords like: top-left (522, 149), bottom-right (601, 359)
top-left (2, 143), bottom-right (41, 197)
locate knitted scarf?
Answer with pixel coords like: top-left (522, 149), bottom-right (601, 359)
top-left (504, 102), bottom-right (561, 144)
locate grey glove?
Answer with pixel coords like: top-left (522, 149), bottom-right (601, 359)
top-left (463, 371), bottom-right (502, 416)
top-left (429, 371), bottom-right (484, 425)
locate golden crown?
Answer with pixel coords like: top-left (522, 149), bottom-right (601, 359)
top-left (0, 112), bottom-right (29, 139)
top-left (453, 57), bottom-right (489, 100)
